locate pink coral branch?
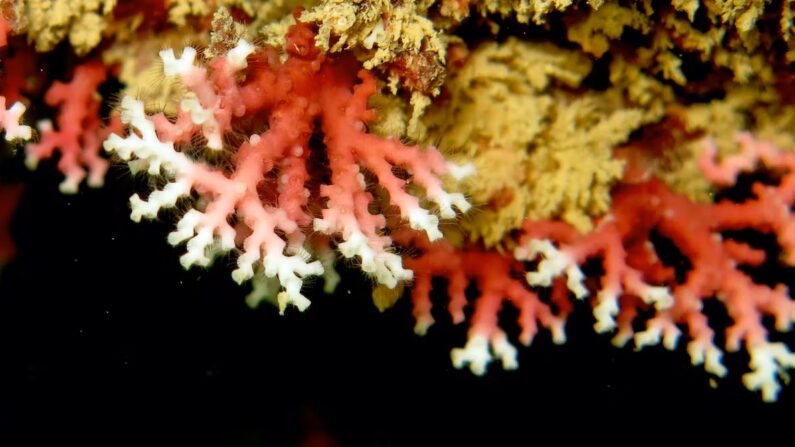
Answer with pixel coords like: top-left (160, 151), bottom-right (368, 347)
top-left (395, 229), bottom-right (566, 376)
top-left (0, 15), bottom-right (8, 48)
top-left (513, 135), bottom-right (795, 401)
top-left (513, 173), bottom-right (795, 401)
top-left (102, 20), bottom-right (470, 313)
top-left (400, 134), bottom-right (795, 401)
top-left (25, 62), bottom-right (122, 193)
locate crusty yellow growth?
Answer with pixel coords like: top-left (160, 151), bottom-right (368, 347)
top-left (300, 0), bottom-right (446, 93)
top-left (368, 91), bottom-right (431, 142)
top-left (422, 39), bottom-right (644, 244)
top-left (256, 0), bottom-right (318, 48)
top-left (524, 99), bottom-right (639, 232)
top-left (372, 283), bottom-right (405, 312)
top-left (141, 0), bottom-right (315, 51)
top-left (253, 0), bottom-right (316, 24)
top-left (16, 0), bottom-right (116, 54)
top-left (455, 147), bottom-right (533, 246)
top-left (102, 3), bottom-right (261, 113)
top-left (755, 106), bottom-right (795, 151)
top-left (166, 0), bottom-right (211, 26)
top-left (657, 94), bottom-right (752, 202)
top-left (702, 0), bottom-right (765, 42)
top-left (204, 6), bottom-right (248, 58)
top-left (672, 0), bottom-right (794, 50)
top-left (102, 29), bottom-right (201, 115)
top-left (567, 2), bottom-right (786, 85)
top-left (606, 55), bottom-right (673, 122)
top-left (300, 0), bottom-right (440, 67)
top-left (368, 93), bottom-right (413, 139)
top-left (166, 0), bottom-right (257, 27)
top-left (472, 0), bottom-right (603, 24)
top-left (782, 0), bottom-right (795, 60)
top-left (557, 0), bottom-right (795, 204)
top-left (424, 39), bottom-right (591, 154)
top-left (13, 0), bottom-right (277, 55)
top-left (566, 3), bottom-right (649, 58)
top-left (657, 86), bottom-right (795, 201)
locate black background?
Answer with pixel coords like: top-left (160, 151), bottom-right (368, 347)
top-left (1, 162), bottom-right (792, 446)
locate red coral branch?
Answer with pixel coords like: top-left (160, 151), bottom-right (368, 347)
top-left (25, 62), bottom-right (122, 193)
top-left (102, 20), bottom-right (470, 312)
top-left (402, 133), bottom-right (795, 402)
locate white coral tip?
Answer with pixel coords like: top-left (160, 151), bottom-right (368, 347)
top-left (226, 39), bottom-right (255, 70)
top-left (277, 290), bottom-right (311, 315)
top-left (408, 209), bottom-right (441, 241)
top-left (160, 46), bottom-right (197, 77)
top-left (446, 162), bottom-right (476, 181)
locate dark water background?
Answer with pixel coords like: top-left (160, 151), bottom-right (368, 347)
top-left (0, 160), bottom-right (792, 445)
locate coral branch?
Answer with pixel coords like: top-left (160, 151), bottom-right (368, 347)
top-left (25, 62), bottom-right (122, 193)
top-left (403, 133), bottom-right (795, 402)
top-left (0, 97), bottom-right (31, 142)
top-left (515, 135), bottom-right (795, 401)
top-left (103, 20), bottom-right (469, 312)
top-left (396, 229), bottom-right (566, 375)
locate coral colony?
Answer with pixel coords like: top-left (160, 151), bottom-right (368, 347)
top-left (2, 0), bottom-right (795, 402)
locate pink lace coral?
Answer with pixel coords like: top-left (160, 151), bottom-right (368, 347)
top-left (102, 20), bottom-right (471, 312)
